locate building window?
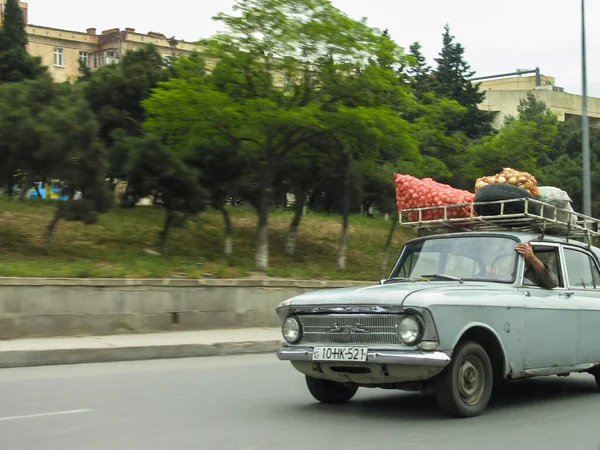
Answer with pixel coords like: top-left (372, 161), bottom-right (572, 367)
top-left (79, 51), bottom-right (88, 67)
top-left (105, 50), bottom-right (116, 65)
top-left (93, 52), bottom-right (104, 69)
top-left (53, 48), bottom-right (64, 67)
top-left (92, 50), bottom-right (119, 69)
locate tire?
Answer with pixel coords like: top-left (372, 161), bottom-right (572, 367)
top-left (474, 183), bottom-right (540, 218)
top-left (593, 372), bottom-right (600, 389)
top-left (433, 341), bottom-right (493, 418)
top-left (305, 376), bottom-right (359, 404)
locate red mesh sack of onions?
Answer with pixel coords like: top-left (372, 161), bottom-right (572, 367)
top-left (395, 173), bottom-right (475, 221)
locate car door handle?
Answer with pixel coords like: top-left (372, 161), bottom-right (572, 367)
top-left (559, 291), bottom-right (575, 298)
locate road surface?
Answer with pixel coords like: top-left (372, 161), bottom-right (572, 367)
top-left (0, 354), bottom-right (599, 450)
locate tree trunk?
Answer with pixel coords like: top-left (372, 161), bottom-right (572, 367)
top-left (33, 181), bottom-right (43, 199)
top-left (285, 187), bottom-right (307, 257)
top-left (381, 210), bottom-right (399, 278)
top-left (159, 211), bottom-right (174, 254)
top-left (255, 169), bottom-right (274, 272)
top-left (338, 213), bottom-right (349, 271)
top-left (217, 204), bottom-right (233, 256)
top-left (255, 204), bottom-right (269, 271)
top-left (45, 212), bottom-right (61, 249)
top-left (19, 176), bottom-right (34, 200)
top-left (6, 171), bottom-right (14, 198)
top-left (337, 155), bottom-right (351, 271)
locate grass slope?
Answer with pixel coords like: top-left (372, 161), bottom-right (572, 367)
top-left (0, 198), bottom-right (415, 280)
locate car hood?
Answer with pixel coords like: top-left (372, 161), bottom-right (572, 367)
top-left (281, 281), bottom-right (477, 309)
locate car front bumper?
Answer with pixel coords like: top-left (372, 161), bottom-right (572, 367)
top-left (276, 346), bottom-right (451, 367)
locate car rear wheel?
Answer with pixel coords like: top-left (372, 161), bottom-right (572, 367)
top-left (433, 341), bottom-right (493, 418)
top-left (305, 376), bottom-right (358, 404)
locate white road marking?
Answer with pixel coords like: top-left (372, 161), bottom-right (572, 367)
top-left (0, 409), bottom-right (91, 422)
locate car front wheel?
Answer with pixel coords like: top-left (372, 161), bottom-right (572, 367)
top-left (305, 376), bottom-right (359, 404)
top-left (433, 341), bottom-right (493, 418)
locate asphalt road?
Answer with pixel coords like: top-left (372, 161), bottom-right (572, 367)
top-left (1, 354), bottom-right (599, 450)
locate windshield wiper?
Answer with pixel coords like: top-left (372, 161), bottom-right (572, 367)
top-left (421, 273), bottom-right (464, 284)
top-left (382, 277), bottom-right (415, 284)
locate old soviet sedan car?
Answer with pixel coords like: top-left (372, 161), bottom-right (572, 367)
top-left (275, 199), bottom-right (600, 418)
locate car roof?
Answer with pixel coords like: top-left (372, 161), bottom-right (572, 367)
top-left (410, 230), bottom-right (597, 251)
top-left (397, 199), bottom-right (600, 253)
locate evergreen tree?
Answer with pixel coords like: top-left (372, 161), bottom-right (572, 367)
top-left (407, 41), bottom-right (436, 100)
top-left (0, 0), bottom-right (44, 83)
top-left (0, 0), bottom-right (27, 51)
top-left (517, 92), bottom-right (552, 124)
top-left (462, 94), bottom-right (558, 183)
top-left (433, 24), bottom-right (493, 138)
top-left (83, 44), bottom-right (169, 183)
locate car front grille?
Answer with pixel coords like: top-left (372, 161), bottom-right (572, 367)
top-left (297, 314), bottom-right (401, 345)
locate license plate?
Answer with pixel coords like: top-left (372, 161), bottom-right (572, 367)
top-left (312, 346), bottom-right (368, 362)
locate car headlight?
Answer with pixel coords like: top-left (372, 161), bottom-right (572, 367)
top-left (282, 317), bottom-right (302, 344)
top-left (397, 316), bottom-right (422, 345)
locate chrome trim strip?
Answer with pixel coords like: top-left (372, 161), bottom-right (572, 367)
top-left (277, 347), bottom-right (451, 367)
top-left (288, 305), bottom-right (405, 314)
top-left (522, 362), bottom-right (600, 378)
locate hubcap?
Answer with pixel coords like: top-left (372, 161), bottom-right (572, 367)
top-left (457, 356), bottom-right (485, 406)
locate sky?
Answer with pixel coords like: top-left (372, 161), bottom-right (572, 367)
top-left (27, 0), bottom-right (600, 97)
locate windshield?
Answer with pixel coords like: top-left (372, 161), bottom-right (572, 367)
top-left (391, 236), bottom-right (518, 283)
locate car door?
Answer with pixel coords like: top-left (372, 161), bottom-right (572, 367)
top-left (560, 245), bottom-right (600, 365)
top-left (520, 242), bottom-right (578, 370)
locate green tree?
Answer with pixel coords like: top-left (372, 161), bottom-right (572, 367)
top-left (410, 95), bottom-right (468, 185)
top-left (184, 140), bottom-right (246, 256)
top-left (141, 53), bottom-right (246, 256)
top-left (433, 24), bottom-right (493, 139)
top-left (0, 77), bottom-right (112, 245)
top-left (0, 75), bottom-right (64, 197)
top-left (145, 0), bottom-right (417, 272)
top-left (279, 139), bottom-right (332, 257)
top-left (537, 119), bottom-right (600, 215)
top-left (407, 41), bottom-right (437, 101)
top-left (121, 134), bottom-right (208, 254)
top-left (0, 0), bottom-right (27, 49)
top-left (464, 93), bottom-right (558, 183)
top-left (309, 29), bottom-right (416, 269)
top-left (46, 142), bottom-right (113, 249)
top-left (0, 0), bottom-right (44, 83)
top-left (404, 37), bottom-right (473, 189)
top-left (84, 44), bottom-right (170, 183)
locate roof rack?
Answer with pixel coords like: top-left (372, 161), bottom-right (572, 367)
top-left (398, 197), bottom-right (600, 241)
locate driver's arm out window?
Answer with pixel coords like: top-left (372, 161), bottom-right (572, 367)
top-left (532, 246), bottom-right (563, 288)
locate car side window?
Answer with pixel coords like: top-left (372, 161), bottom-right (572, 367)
top-left (593, 260), bottom-right (600, 287)
top-left (528, 245), bottom-right (563, 288)
top-left (563, 248), bottom-right (597, 289)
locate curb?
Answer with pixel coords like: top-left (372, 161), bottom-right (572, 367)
top-left (0, 340), bottom-right (281, 369)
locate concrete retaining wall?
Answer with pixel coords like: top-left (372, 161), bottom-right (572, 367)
top-left (0, 278), bottom-right (371, 339)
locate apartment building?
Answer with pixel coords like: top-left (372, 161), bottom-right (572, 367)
top-left (6, 1), bottom-right (596, 125)
top-left (26, 24), bottom-right (204, 82)
top-left (1, 0), bottom-right (203, 82)
top-left (477, 74), bottom-right (600, 129)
